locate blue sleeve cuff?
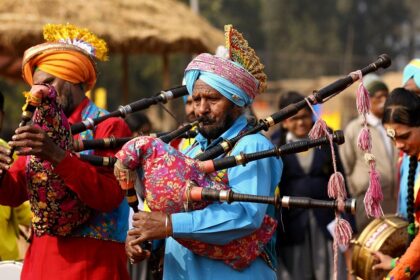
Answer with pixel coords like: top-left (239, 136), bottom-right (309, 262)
top-left (171, 212), bottom-right (194, 237)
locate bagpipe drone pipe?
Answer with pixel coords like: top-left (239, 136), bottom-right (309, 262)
top-left (72, 119), bottom-right (200, 152)
top-left (113, 134), bottom-right (355, 270)
top-left (70, 85), bottom-right (189, 135)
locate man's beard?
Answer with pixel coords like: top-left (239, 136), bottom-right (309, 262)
top-left (197, 111), bottom-right (237, 140)
top-left (57, 84), bottom-right (76, 117)
top-left (58, 94), bottom-right (74, 117)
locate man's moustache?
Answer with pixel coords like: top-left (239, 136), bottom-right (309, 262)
top-left (200, 118), bottom-right (214, 125)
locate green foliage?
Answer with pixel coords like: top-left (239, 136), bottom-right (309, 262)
top-left (181, 0), bottom-right (266, 49)
top-left (182, 0), bottom-right (409, 79)
top-left (261, 0), bottom-right (408, 78)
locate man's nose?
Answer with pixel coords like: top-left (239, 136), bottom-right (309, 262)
top-left (196, 100), bottom-right (210, 115)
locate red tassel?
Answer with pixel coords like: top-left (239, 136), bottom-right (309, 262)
top-left (308, 119), bottom-right (327, 139)
top-left (364, 168), bottom-right (384, 218)
top-left (356, 83), bottom-right (370, 115)
top-left (327, 172), bottom-right (347, 200)
top-left (357, 127), bottom-right (372, 152)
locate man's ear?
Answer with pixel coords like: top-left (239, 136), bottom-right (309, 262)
top-left (231, 104), bottom-right (244, 119)
top-left (78, 83), bottom-right (87, 93)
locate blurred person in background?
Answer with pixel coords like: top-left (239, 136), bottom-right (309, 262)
top-left (275, 91), bottom-right (352, 280)
top-left (172, 95), bottom-right (197, 151)
top-left (125, 112), bottom-right (152, 137)
top-left (340, 74), bottom-right (397, 233)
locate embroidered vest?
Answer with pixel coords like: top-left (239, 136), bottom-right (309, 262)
top-left (26, 88), bottom-right (92, 236)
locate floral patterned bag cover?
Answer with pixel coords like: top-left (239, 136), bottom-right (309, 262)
top-left (115, 136), bottom-right (277, 270)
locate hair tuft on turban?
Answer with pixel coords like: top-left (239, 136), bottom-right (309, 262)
top-left (183, 25), bottom-right (266, 107)
top-left (22, 23), bottom-right (108, 91)
top-left (43, 23), bottom-right (108, 61)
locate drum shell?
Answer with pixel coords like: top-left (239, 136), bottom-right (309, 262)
top-left (351, 215), bottom-right (408, 280)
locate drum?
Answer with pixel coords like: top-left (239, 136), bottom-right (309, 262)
top-left (351, 215), bottom-right (408, 280)
top-left (0, 261), bottom-right (23, 280)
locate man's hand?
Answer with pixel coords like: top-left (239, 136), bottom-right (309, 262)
top-left (126, 211), bottom-right (171, 264)
top-left (128, 211), bottom-right (172, 246)
top-left (372, 251), bottom-right (393, 271)
top-left (9, 125), bottom-right (65, 165)
top-left (0, 145), bottom-right (13, 174)
top-left (125, 233), bottom-right (151, 264)
top-left (128, 211), bottom-right (172, 244)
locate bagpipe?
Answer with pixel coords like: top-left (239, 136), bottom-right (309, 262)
top-left (113, 133), bottom-right (355, 269)
top-left (78, 53), bottom-right (391, 221)
top-left (8, 85), bottom-right (92, 236)
top-left (190, 187), bottom-right (356, 214)
top-left (79, 128), bottom-right (354, 211)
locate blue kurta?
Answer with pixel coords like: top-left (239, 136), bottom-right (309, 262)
top-left (163, 115), bottom-right (282, 280)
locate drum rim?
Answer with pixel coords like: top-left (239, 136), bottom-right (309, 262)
top-left (351, 215), bottom-right (408, 280)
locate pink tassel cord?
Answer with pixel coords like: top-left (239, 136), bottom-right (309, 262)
top-left (357, 126), bottom-right (372, 152)
top-left (356, 83), bottom-right (371, 115)
top-left (327, 172), bottom-right (347, 200)
top-left (308, 119), bottom-right (327, 139)
top-left (304, 97), bottom-right (351, 280)
top-left (334, 217), bottom-right (353, 246)
top-left (304, 97), bottom-right (347, 204)
top-left (350, 70), bottom-right (384, 219)
top-left (364, 166), bottom-right (384, 218)
top-left (332, 215), bottom-right (353, 280)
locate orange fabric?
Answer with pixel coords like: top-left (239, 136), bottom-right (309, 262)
top-left (22, 50), bottom-right (96, 90)
top-left (386, 232), bottom-right (420, 279)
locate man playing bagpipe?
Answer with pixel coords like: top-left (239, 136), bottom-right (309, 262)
top-left (0, 24), bottom-right (131, 279)
top-left (123, 25), bottom-right (282, 279)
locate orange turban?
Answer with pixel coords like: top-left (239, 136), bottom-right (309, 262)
top-left (22, 43), bottom-right (97, 91)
